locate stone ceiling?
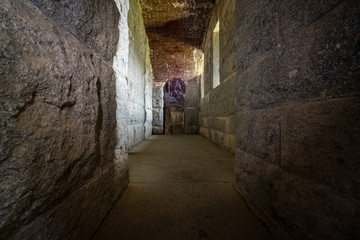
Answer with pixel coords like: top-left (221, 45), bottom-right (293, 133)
top-left (140, 0), bottom-right (214, 82)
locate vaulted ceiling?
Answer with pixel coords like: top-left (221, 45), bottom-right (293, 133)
top-left (140, 0), bottom-right (214, 82)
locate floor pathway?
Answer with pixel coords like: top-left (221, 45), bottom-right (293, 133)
top-left (93, 135), bottom-right (274, 240)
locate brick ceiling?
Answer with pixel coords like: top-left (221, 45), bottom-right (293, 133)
top-left (140, 0), bottom-right (214, 82)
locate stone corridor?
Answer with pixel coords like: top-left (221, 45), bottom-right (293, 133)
top-left (92, 135), bottom-right (275, 240)
top-left (1, 0), bottom-right (359, 239)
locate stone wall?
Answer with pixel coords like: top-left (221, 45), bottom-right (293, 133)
top-left (234, 0), bottom-right (360, 239)
top-left (127, 0), bottom-right (153, 148)
top-left (152, 82), bottom-right (164, 135)
top-left (185, 83), bottom-right (200, 134)
top-left (0, 0), bottom-right (130, 239)
top-left (200, 0), bottom-right (236, 152)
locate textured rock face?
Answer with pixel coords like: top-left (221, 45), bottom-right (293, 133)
top-left (127, 0), bottom-right (153, 148)
top-left (199, 0), bottom-right (236, 152)
top-left (185, 82), bottom-right (200, 134)
top-left (235, 0), bottom-right (360, 239)
top-left (0, 0), bottom-right (130, 238)
top-left (152, 82), bottom-right (164, 134)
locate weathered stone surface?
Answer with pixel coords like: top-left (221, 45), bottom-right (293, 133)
top-left (32, 0), bottom-right (121, 62)
top-left (10, 162), bottom-right (128, 240)
top-left (199, 0), bottom-right (236, 152)
top-left (201, 97), bottom-right (236, 118)
top-left (152, 82), bottom-right (164, 135)
top-left (152, 98), bottom-right (163, 108)
top-left (236, 110), bottom-right (281, 165)
top-left (235, 0), bottom-right (360, 239)
top-left (235, 0), bottom-right (278, 74)
top-left (235, 149), bottom-right (360, 240)
top-left (152, 126), bottom-right (164, 135)
top-left (185, 83), bottom-right (199, 134)
top-left (128, 123), bottom-right (145, 148)
top-left (185, 83), bottom-right (200, 108)
top-left (281, 98), bottom-right (360, 200)
top-left (237, 0), bottom-right (360, 111)
top-left (279, 0), bottom-right (342, 43)
top-left (126, 0), bottom-right (153, 148)
top-left (185, 109), bottom-right (198, 129)
top-left (152, 108), bottom-right (163, 127)
top-left (208, 73), bottom-right (236, 104)
top-left (0, 0), bottom-right (128, 238)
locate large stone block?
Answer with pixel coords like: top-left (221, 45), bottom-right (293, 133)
top-left (144, 121), bottom-right (152, 139)
top-left (209, 74), bottom-right (236, 103)
top-left (153, 82), bottom-right (164, 100)
top-left (32, 0), bottom-right (121, 62)
top-left (236, 110), bottom-right (281, 165)
top-left (237, 0), bottom-right (360, 111)
top-left (128, 123), bottom-right (145, 149)
top-left (9, 162), bottom-right (128, 240)
top-left (128, 101), bottom-right (146, 125)
top-left (220, 50), bottom-right (235, 83)
top-left (127, 78), bottom-right (145, 104)
top-left (235, 149), bottom-right (360, 240)
top-left (0, 0), bottom-right (126, 237)
top-left (152, 108), bottom-right (163, 127)
top-left (222, 133), bottom-right (236, 152)
top-left (152, 126), bottom-right (164, 135)
top-left (281, 97), bottom-right (360, 200)
top-left (227, 114), bottom-right (236, 133)
top-left (235, 0), bottom-right (278, 73)
top-left (152, 98), bottom-right (163, 108)
top-left (185, 83), bottom-right (200, 108)
top-left (279, 0), bottom-right (342, 42)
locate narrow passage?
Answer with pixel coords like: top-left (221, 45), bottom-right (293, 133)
top-left (93, 135), bottom-right (274, 240)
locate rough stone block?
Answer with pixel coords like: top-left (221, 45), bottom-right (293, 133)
top-left (32, 0), bottom-right (120, 62)
top-left (281, 97), bottom-right (360, 200)
top-left (236, 110), bottom-right (281, 165)
top-left (235, 149), bottom-right (360, 240)
top-left (223, 133), bottom-right (236, 153)
top-left (237, 0), bottom-right (360, 111)
top-left (128, 124), bottom-right (145, 149)
top-left (10, 162), bottom-right (128, 240)
top-left (185, 108), bottom-right (199, 127)
top-left (0, 0), bottom-right (126, 237)
top-left (152, 98), bottom-right (163, 108)
top-left (207, 117), bottom-right (227, 132)
top-left (235, 0), bottom-right (278, 73)
top-left (279, 0), bottom-right (342, 42)
top-left (185, 83), bottom-right (200, 108)
top-left (209, 74), bottom-right (236, 103)
top-left (152, 108), bottom-right (163, 126)
top-left (152, 126), bottom-right (164, 135)
top-left (128, 102), bottom-right (146, 125)
top-left (220, 50), bottom-right (235, 82)
top-left (144, 121), bottom-right (152, 139)
top-left (227, 114), bottom-right (236, 133)
top-left (152, 83), bottom-right (164, 100)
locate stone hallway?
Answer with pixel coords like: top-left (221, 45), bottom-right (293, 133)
top-left (92, 135), bottom-right (274, 240)
top-left (1, 0), bottom-right (359, 239)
